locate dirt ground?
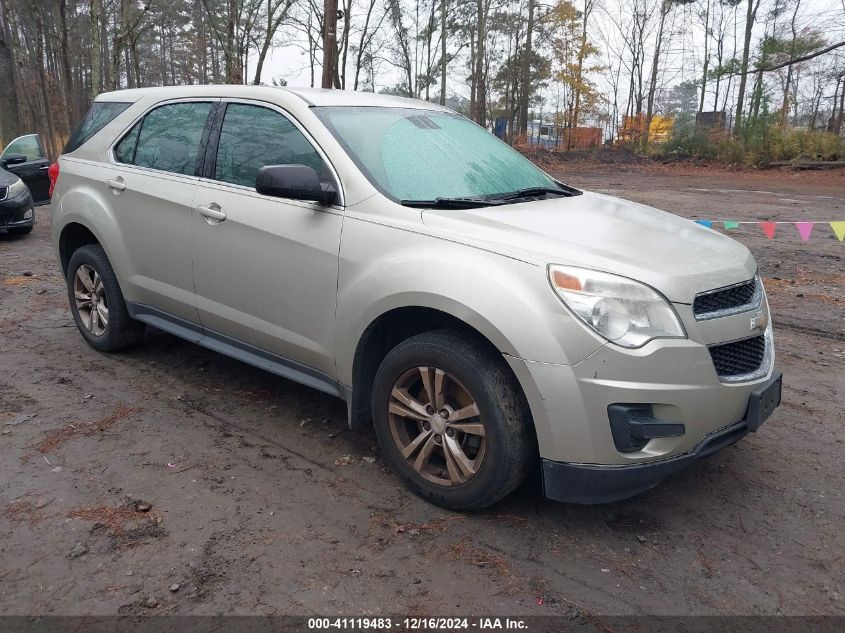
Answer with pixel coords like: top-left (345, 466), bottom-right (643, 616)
top-left (0, 164), bottom-right (842, 618)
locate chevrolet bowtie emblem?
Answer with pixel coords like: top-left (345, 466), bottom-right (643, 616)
top-left (750, 311), bottom-right (768, 332)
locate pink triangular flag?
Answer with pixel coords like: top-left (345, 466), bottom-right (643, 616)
top-left (759, 222), bottom-right (777, 239)
top-left (794, 222), bottom-right (814, 241)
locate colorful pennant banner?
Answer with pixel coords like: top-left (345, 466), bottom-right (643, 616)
top-left (695, 220), bottom-right (845, 242)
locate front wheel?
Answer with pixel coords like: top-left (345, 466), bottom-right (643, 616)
top-left (371, 330), bottom-right (534, 511)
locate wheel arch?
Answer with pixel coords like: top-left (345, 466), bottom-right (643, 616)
top-left (346, 303), bottom-right (527, 432)
top-left (59, 222), bottom-right (101, 273)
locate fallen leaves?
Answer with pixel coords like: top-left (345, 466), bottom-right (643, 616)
top-left (447, 538), bottom-right (513, 577)
top-left (34, 404), bottom-right (141, 454)
top-left (2, 275), bottom-right (36, 286)
top-left (3, 499), bottom-right (47, 525)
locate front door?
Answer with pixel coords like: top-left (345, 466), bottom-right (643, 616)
top-left (1, 134), bottom-right (51, 204)
top-left (190, 101), bottom-right (343, 378)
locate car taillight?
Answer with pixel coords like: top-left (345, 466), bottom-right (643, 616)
top-left (48, 162), bottom-right (60, 198)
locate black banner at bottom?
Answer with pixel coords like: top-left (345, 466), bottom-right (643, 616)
top-left (0, 616), bottom-right (843, 633)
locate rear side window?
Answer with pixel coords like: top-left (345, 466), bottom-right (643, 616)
top-left (214, 103), bottom-right (323, 188)
top-left (116, 102), bottom-right (212, 176)
top-left (64, 102), bottom-right (131, 154)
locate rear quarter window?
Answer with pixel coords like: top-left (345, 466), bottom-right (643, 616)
top-left (64, 102), bottom-right (132, 154)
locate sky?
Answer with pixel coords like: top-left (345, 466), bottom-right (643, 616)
top-left (247, 0), bottom-right (845, 117)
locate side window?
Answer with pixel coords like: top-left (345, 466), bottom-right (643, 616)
top-left (1, 135), bottom-right (45, 161)
top-left (214, 103), bottom-right (324, 189)
top-left (119, 102), bottom-right (212, 175)
top-left (64, 102), bottom-right (131, 154)
top-left (114, 121), bottom-right (141, 164)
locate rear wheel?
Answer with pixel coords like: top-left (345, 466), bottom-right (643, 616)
top-left (372, 330), bottom-right (533, 511)
top-left (66, 244), bottom-right (145, 352)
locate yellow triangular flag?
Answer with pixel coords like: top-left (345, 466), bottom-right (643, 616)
top-left (830, 222), bottom-right (845, 241)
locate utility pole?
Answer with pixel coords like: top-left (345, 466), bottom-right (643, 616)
top-left (322, 0), bottom-right (338, 88)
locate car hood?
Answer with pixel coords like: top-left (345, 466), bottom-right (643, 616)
top-left (420, 191), bottom-right (757, 304)
top-left (0, 167), bottom-right (18, 187)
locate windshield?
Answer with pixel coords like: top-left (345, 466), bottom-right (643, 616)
top-left (315, 106), bottom-right (561, 203)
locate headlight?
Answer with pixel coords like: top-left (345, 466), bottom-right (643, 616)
top-left (7, 178), bottom-right (28, 198)
top-left (548, 264), bottom-right (686, 348)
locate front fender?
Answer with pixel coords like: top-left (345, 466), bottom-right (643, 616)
top-left (334, 215), bottom-right (604, 387)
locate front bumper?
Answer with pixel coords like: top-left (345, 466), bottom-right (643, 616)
top-left (542, 369), bottom-right (782, 503)
top-left (0, 191), bottom-right (35, 229)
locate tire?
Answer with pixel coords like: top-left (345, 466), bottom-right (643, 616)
top-left (66, 244), bottom-right (145, 352)
top-left (8, 226), bottom-right (33, 236)
top-left (371, 329), bottom-right (534, 511)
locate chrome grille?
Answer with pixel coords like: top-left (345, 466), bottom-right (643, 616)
top-left (0, 186), bottom-right (7, 201)
top-left (693, 277), bottom-right (759, 320)
top-left (708, 335), bottom-right (766, 378)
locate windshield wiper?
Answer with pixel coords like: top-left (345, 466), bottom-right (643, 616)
top-left (400, 197), bottom-right (502, 209)
top-left (488, 186), bottom-right (574, 201)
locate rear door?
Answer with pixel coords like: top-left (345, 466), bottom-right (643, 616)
top-left (190, 100), bottom-right (344, 378)
top-left (0, 134), bottom-right (51, 204)
top-left (104, 99), bottom-right (218, 324)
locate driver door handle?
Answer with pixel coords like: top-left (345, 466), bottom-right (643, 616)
top-left (196, 203), bottom-right (226, 222)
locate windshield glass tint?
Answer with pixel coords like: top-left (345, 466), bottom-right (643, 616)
top-left (315, 106), bottom-right (557, 201)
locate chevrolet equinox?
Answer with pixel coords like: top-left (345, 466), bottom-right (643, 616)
top-left (51, 86), bottom-right (782, 510)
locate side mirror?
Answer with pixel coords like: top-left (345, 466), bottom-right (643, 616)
top-left (255, 164), bottom-right (337, 206)
top-left (0, 154), bottom-right (27, 168)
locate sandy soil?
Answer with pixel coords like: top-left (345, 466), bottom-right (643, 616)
top-left (0, 164), bottom-right (842, 617)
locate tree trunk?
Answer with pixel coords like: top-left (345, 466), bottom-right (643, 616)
top-left (353, 0), bottom-right (377, 90)
top-left (90, 0), bottom-right (102, 98)
top-left (471, 0), bottom-right (486, 125)
top-left (517, 0), bottom-right (534, 137)
top-left (0, 0), bottom-right (20, 145)
top-left (253, 0), bottom-right (273, 84)
top-left (34, 11), bottom-right (58, 158)
top-left (58, 0), bottom-right (77, 124)
top-left (697, 0), bottom-right (711, 117)
top-left (223, 0), bottom-right (243, 83)
top-left (338, 0), bottom-right (351, 88)
top-left (734, 0), bottom-right (758, 137)
top-left (570, 0), bottom-right (593, 148)
top-left (322, 0), bottom-right (338, 88)
top-left (439, 0), bottom-right (446, 105)
top-left (643, 1), bottom-right (668, 147)
top-left (778, 0), bottom-right (800, 126)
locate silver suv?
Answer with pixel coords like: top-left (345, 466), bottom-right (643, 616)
top-left (52, 86), bottom-right (782, 510)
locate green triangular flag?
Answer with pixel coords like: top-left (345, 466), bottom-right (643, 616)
top-left (723, 221), bottom-right (740, 230)
top-left (831, 222), bottom-right (845, 241)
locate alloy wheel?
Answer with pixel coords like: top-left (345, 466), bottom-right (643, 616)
top-left (387, 366), bottom-right (487, 486)
top-left (73, 264), bottom-right (109, 337)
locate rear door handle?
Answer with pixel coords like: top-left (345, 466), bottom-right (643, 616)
top-left (196, 204), bottom-right (226, 222)
top-left (106, 177), bottom-right (126, 191)
top-left (38, 165), bottom-right (49, 171)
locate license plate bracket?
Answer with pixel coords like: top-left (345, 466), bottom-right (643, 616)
top-left (745, 370), bottom-right (782, 432)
